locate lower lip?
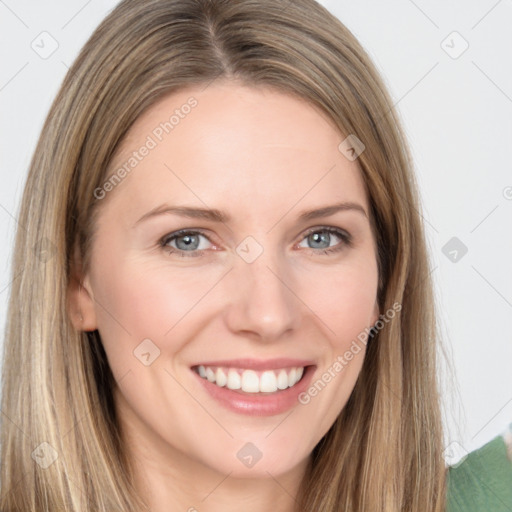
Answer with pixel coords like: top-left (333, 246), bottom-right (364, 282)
top-left (192, 366), bottom-right (316, 416)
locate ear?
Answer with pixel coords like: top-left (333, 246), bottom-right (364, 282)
top-left (67, 243), bottom-right (98, 332)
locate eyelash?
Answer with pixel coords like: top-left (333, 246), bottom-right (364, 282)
top-left (159, 226), bottom-right (352, 258)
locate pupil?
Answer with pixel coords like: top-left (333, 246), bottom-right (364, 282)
top-left (177, 234), bottom-right (198, 250)
top-left (310, 232), bottom-right (329, 249)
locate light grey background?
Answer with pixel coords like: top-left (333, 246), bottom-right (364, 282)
top-left (0, 0), bottom-right (511, 461)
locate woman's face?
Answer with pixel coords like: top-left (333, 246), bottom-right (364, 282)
top-left (71, 81), bottom-right (380, 479)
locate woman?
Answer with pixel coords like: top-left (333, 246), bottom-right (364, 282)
top-left (1, 0), bottom-right (510, 510)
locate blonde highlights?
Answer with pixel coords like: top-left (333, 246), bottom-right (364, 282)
top-left (1, 0), bottom-right (446, 510)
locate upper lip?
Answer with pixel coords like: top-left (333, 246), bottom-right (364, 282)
top-left (191, 358), bottom-right (316, 371)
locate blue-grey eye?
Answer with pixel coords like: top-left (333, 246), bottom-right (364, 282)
top-left (298, 228), bottom-right (347, 250)
top-left (308, 231), bottom-right (331, 249)
top-left (175, 233), bottom-right (200, 250)
top-left (161, 231), bottom-right (211, 253)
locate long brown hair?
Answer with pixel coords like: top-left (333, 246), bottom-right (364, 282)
top-left (0, 0), bottom-right (446, 509)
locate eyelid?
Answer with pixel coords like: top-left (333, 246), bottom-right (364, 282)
top-left (296, 225), bottom-right (353, 251)
top-left (160, 228), bottom-right (216, 249)
top-left (299, 225), bottom-right (351, 242)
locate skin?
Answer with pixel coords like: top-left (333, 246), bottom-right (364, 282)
top-left (68, 80), bottom-right (380, 512)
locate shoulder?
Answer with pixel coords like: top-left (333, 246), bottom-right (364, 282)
top-left (446, 425), bottom-right (512, 512)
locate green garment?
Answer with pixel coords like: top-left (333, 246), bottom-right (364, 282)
top-left (447, 434), bottom-right (512, 511)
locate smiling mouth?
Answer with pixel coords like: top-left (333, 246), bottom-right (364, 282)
top-left (191, 365), bottom-right (308, 393)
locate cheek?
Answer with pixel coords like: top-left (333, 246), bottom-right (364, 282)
top-left (295, 258), bottom-right (377, 424)
top-left (89, 259), bottom-right (214, 374)
top-left (301, 258), bottom-right (379, 344)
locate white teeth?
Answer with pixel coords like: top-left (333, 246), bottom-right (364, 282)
top-left (205, 367), bottom-right (216, 382)
top-left (215, 368), bottom-right (227, 387)
top-left (259, 370), bottom-right (277, 392)
top-left (195, 365), bottom-right (306, 393)
top-left (227, 368), bottom-right (241, 390)
top-left (276, 369), bottom-right (288, 390)
top-left (241, 370), bottom-right (260, 393)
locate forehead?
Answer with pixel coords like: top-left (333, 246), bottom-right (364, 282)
top-left (102, 82), bottom-right (369, 221)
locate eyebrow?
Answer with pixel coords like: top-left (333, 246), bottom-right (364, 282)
top-left (134, 201), bottom-right (368, 226)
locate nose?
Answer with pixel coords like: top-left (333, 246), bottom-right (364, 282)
top-left (223, 245), bottom-right (302, 342)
